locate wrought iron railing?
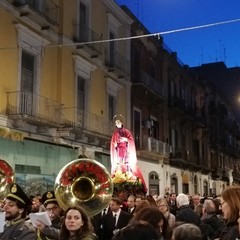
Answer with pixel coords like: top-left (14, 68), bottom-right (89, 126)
top-left (138, 70), bottom-right (165, 98)
top-left (73, 24), bottom-right (102, 54)
top-left (142, 135), bottom-right (170, 155)
top-left (105, 50), bottom-right (130, 77)
top-left (7, 91), bottom-right (63, 125)
top-left (62, 107), bottom-right (112, 136)
top-left (10, 0), bottom-right (59, 25)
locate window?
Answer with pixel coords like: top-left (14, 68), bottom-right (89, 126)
top-left (150, 118), bottom-right (159, 139)
top-left (149, 172), bottom-right (159, 195)
top-left (21, 50), bottom-right (35, 92)
top-left (109, 31), bottom-right (115, 66)
top-left (20, 51), bottom-right (36, 114)
top-left (108, 95), bottom-right (115, 123)
top-left (106, 77), bottom-right (122, 122)
top-left (133, 108), bottom-right (141, 149)
top-left (106, 13), bottom-right (120, 67)
top-left (74, 55), bottom-right (96, 125)
top-left (79, 1), bottom-right (89, 42)
top-left (15, 164), bottom-right (41, 174)
top-left (16, 24), bottom-right (48, 115)
top-left (77, 76), bottom-right (85, 111)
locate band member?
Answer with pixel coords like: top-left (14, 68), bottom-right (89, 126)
top-left (0, 183), bottom-right (37, 240)
top-left (35, 191), bottom-right (64, 240)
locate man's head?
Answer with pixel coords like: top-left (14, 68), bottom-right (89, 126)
top-left (203, 199), bottom-right (216, 214)
top-left (42, 191), bottom-right (61, 221)
top-left (170, 193), bottom-right (177, 202)
top-left (32, 195), bottom-right (42, 213)
top-left (127, 195), bottom-right (136, 208)
top-left (135, 196), bottom-right (144, 207)
top-left (3, 183), bottom-right (31, 220)
top-left (109, 197), bottom-right (121, 213)
top-left (176, 193), bottom-right (189, 208)
top-left (192, 194), bottom-right (200, 207)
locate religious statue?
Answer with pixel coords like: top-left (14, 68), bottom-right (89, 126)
top-left (110, 114), bottom-right (137, 174)
top-left (110, 114), bottom-right (147, 195)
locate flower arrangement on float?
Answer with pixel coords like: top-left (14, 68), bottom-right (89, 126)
top-left (112, 167), bottom-right (146, 195)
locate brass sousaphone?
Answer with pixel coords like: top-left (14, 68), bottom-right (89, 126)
top-left (0, 159), bottom-right (14, 198)
top-left (55, 158), bottom-right (113, 217)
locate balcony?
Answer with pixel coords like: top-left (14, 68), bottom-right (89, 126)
top-left (73, 24), bottom-right (102, 58)
top-left (208, 101), bottom-right (218, 116)
top-left (140, 136), bottom-right (170, 157)
top-left (9, 0), bottom-right (59, 27)
top-left (63, 107), bottom-right (112, 139)
top-left (233, 171), bottom-right (240, 182)
top-left (133, 70), bottom-right (166, 100)
top-left (222, 169), bottom-right (229, 182)
top-left (7, 91), bottom-right (63, 128)
top-left (169, 149), bottom-right (202, 170)
top-left (211, 166), bottom-right (223, 179)
top-left (105, 50), bottom-right (130, 78)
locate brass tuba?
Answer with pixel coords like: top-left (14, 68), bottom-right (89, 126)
top-left (55, 158), bottom-right (113, 217)
top-left (0, 159), bottom-right (14, 199)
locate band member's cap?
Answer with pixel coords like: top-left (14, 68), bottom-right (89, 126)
top-left (6, 183), bottom-right (32, 207)
top-left (42, 191), bottom-right (58, 206)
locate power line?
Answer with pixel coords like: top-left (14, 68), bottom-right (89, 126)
top-left (1, 18), bottom-right (240, 50)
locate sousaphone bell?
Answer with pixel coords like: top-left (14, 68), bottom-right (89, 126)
top-left (55, 158), bottom-right (113, 217)
top-left (0, 159), bottom-right (14, 199)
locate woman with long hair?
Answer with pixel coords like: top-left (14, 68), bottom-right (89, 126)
top-left (130, 205), bottom-right (170, 239)
top-left (157, 198), bottom-right (175, 228)
top-left (215, 186), bottom-right (240, 239)
top-left (60, 206), bottom-right (98, 240)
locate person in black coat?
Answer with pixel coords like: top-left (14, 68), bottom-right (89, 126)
top-left (199, 199), bottom-right (225, 240)
top-left (214, 186), bottom-right (240, 240)
top-left (92, 206), bottom-right (111, 240)
top-left (175, 193), bottom-right (201, 226)
top-left (168, 193), bottom-right (178, 216)
top-left (126, 195), bottom-right (136, 215)
top-left (102, 197), bottom-right (131, 240)
top-left (0, 183), bottom-right (37, 240)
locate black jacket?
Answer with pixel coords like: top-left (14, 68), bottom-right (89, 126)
top-left (199, 214), bottom-right (225, 240)
top-left (214, 222), bottom-right (239, 240)
top-left (176, 205), bottom-right (201, 226)
top-left (102, 210), bottom-right (131, 240)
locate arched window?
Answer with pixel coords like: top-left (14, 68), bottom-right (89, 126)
top-left (203, 180), bottom-right (208, 196)
top-left (194, 175), bottom-right (198, 194)
top-left (149, 171), bottom-right (159, 195)
top-left (212, 182), bottom-right (216, 195)
top-left (171, 175), bottom-right (178, 194)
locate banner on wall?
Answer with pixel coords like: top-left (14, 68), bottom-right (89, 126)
top-left (16, 173), bottom-right (55, 196)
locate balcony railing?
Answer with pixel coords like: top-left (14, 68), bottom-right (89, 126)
top-left (63, 107), bottom-right (112, 136)
top-left (73, 24), bottom-right (102, 56)
top-left (7, 91), bottom-right (63, 126)
top-left (105, 50), bottom-right (130, 78)
top-left (135, 70), bottom-right (165, 98)
top-left (10, 0), bottom-right (59, 25)
top-left (142, 135), bottom-right (170, 156)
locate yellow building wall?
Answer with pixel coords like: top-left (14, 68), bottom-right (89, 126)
top-left (0, 8), bottom-right (19, 113)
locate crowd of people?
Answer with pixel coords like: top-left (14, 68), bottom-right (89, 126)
top-left (1, 183), bottom-right (240, 239)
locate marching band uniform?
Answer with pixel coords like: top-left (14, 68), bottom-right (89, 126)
top-left (36, 191), bottom-right (64, 240)
top-left (0, 183), bottom-right (37, 240)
